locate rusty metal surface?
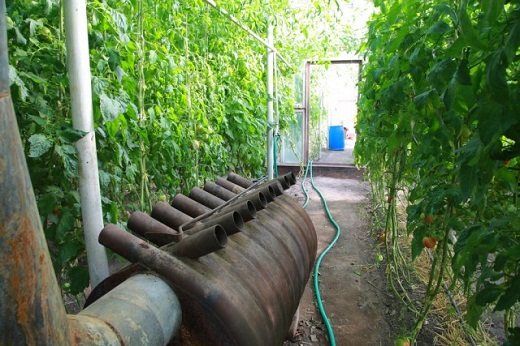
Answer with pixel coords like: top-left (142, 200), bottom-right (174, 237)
top-left (128, 211), bottom-right (182, 245)
top-left (0, 70), bottom-right (70, 344)
top-left (151, 202), bottom-right (192, 231)
top-left (227, 172), bottom-right (253, 188)
top-left (203, 182), bottom-right (236, 201)
top-left (80, 273), bottom-right (181, 345)
top-left (172, 194), bottom-right (212, 218)
top-left (189, 211), bottom-right (243, 236)
top-left (68, 315), bottom-right (120, 345)
top-left (215, 177), bottom-right (245, 194)
top-left (219, 200), bottom-right (257, 222)
top-left (189, 187), bottom-right (225, 209)
top-left (92, 174), bottom-right (317, 346)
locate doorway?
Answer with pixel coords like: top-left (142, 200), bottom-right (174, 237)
top-left (306, 60), bottom-right (361, 166)
top-left (278, 59), bottom-right (362, 169)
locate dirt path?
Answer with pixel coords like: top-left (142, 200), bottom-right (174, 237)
top-left (285, 176), bottom-right (393, 346)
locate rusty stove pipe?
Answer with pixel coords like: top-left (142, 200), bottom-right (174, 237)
top-left (227, 172), bottom-right (254, 188)
top-left (188, 211), bottom-right (244, 236)
top-left (151, 202), bottom-right (192, 230)
top-left (203, 182), bottom-right (237, 201)
top-left (189, 187), bottom-right (226, 209)
top-left (128, 211), bottom-right (182, 246)
top-left (216, 177), bottom-right (245, 194)
top-left (171, 193), bottom-right (211, 218)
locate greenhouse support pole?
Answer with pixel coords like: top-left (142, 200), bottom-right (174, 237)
top-left (64, 0), bottom-right (109, 287)
top-left (267, 24), bottom-right (274, 180)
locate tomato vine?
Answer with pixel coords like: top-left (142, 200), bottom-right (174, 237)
top-left (357, 0), bottom-right (520, 342)
top-left (6, 0), bottom-right (351, 297)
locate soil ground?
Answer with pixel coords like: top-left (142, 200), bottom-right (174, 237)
top-left (284, 176), bottom-right (396, 346)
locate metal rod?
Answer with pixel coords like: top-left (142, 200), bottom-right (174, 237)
top-left (64, 0), bottom-right (109, 286)
top-left (267, 24), bottom-right (275, 180)
top-left (203, 0), bottom-right (290, 67)
top-left (0, 0), bottom-right (70, 340)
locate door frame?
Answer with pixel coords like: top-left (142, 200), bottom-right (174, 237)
top-left (303, 59), bottom-right (363, 165)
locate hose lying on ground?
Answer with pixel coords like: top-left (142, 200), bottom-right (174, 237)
top-left (301, 160), bottom-right (341, 346)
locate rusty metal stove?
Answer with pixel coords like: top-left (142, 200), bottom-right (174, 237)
top-left (88, 172), bottom-right (317, 345)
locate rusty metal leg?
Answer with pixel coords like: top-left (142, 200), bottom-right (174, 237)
top-left (0, 0), bottom-right (70, 341)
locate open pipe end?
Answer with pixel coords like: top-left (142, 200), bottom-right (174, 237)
top-left (256, 192), bottom-right (268, 210)
top-left (232, 211), bottom-right (244, 230)
top-left (270, 181), bottom-right (284, 196)
top-left (213, 225), bottom-right (228, 248)
top-left (245, 200), bottom-right (257, 219)
top-left (287, 172), bottom-right (297, 185)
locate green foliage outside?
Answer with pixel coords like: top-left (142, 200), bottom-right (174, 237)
top-left (356, 0), bottom-right (520, 342)
top-left (6, 0), bottom-right (352, 295)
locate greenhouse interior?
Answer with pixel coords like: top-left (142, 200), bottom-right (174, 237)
top-left (1, 0), bottom-right (519, 345)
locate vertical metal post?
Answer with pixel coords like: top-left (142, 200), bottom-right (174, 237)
top-left (266, 24), bottom-right (274, 179)
top-left (64, 0), bottom-right (109, 286)
top-left (0, 0), bottom-right (70, 342)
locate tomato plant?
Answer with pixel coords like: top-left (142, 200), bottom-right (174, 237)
top-left (6, 0), bottom-right (352, 297)
top-left (356, 0), bottom-right (520, 342)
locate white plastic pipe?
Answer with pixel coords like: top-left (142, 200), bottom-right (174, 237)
top-left (267, 24), bottom-right (274, 180)
top-left (64, 0), bottom-right (109, 286)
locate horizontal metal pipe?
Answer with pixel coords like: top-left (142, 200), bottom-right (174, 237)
top-left (189, 187), bottom-right (226, 209)
top-left (188, 211), bottom-right (244, 236)
top-left (166, 225), bottom-right (228, 258)
top-left (172, 194), bottom-right (211, 218)
top-left (151, 202), bottom-right (192, 230)
top-left (227, 172), bottom-right (253, 188)
top-left (77, 273), bottom-right (181, 345)
top-left (219, 200), bottom-right (257, 222)
top-left (216, 177), bottom-right (245, 194)
top-left (203, 182), bottom-right (237, 201)
top-left (128, 211), bottom-right (181, 246)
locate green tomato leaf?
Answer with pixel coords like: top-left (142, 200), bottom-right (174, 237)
top-left (28, 134), bottom-right (53, 158)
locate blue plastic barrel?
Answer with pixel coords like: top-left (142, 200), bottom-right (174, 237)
top-left (328, 125), bottom-right (345, 151)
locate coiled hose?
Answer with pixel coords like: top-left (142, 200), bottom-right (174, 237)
top-left (301, 160), bottom-right (340, 346)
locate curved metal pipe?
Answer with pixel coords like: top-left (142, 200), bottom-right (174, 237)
top-left (128, 211), bottom-right (182, 246)
top-left (189, 187), bottom-right (226, 209)
top-left (216, 177), bottom-right (245, 194)
top-left (0, 4), bottom-right (69, 341)
top-left (151, 202), bottom-right (192, 231)
top-left (171, 194), bottom-right (211, 218)
top-left (203, 182), bottom-right (237, 201)
top-left (227, 172), bottom-right (254, 188)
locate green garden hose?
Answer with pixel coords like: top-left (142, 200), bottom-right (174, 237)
top-left (301, 160), bottom-right (340, 346)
